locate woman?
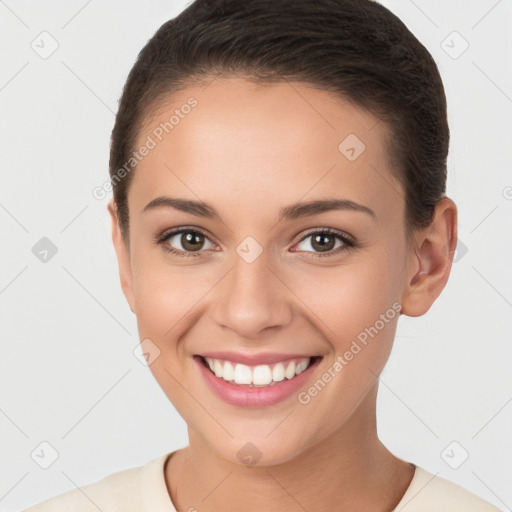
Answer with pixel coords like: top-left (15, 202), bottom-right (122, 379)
top-left (23, 0), bottom-right (503, 510)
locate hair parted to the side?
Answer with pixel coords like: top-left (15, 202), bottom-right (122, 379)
top-left (109, 0), bottom-right (449, 245)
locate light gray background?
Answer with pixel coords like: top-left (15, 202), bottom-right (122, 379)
top-left (1, 1), bottom-right (511, 511)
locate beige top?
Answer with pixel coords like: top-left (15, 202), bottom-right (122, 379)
top-left (22, 451), bottom-right (503, 511)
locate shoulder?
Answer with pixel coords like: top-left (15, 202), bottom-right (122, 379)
top-left (21, 461), bottom-right (144, 512)
top-left (395, 465), bottom-right (504, 512)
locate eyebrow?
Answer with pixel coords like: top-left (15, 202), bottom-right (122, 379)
top-left (142, 196), bottom-right (376, 221)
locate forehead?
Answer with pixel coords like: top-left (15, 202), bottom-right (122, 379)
top-left (129, 77), bottom-right (402, 223)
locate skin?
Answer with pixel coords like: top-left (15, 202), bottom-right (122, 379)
top-left (108, 76), bottom-right (457, 512)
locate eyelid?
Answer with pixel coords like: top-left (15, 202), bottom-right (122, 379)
top-left (290, 227), bottom-right (355, 258)
top-left (156, 226), bottom-right (217, 250)
top-left (295, 227), bottom-right (355, 245)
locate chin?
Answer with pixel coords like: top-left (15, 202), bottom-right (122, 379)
top-left (208, 434), bottom-right (310, 468)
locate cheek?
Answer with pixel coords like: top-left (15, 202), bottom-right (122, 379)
top-left (290, 253), bottom-right (401, 330)
top-left (133, 278), bottom-right (192, 342)
top-left (129, 251), bottom-right (219, 353)
top-left (283, 252), bottom-right (403, 383)
top-left (130, 248), bottom-right (188, 339)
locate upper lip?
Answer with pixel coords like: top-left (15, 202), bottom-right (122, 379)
top-left (197, 351), bottom-right (321, 366)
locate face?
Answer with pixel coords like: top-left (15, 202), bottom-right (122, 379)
top-left (109, 77), bottom-right (429, 466)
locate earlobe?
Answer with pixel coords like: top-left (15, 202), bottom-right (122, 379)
top-left (107, 200), bottom-right (137, 314)
top-left (401, 197), bottom-right (458, 317)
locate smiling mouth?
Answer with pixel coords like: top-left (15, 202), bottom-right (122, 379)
top-left (196, 355), bottom-right (322, 387)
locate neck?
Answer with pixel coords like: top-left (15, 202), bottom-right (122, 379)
top-left (164, 382), bottom-right (415, 512)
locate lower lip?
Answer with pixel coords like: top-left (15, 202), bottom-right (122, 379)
top-left (194, 355), bottom-right (322, 408)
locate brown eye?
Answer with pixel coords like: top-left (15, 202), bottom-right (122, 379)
top-left (310, 233), bottom-right (336, 252)
top-left (157, 228), bottom-right (216, 257)
top-left (179, 231), bottom-right (206, 252)
top-left (294, 229), bottom-right (355, 257)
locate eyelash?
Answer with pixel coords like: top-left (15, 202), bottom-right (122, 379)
top-left (153, 227), bottom-right (357, 259)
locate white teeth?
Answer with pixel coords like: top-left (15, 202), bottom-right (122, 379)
top-left (223, 361), bottom-right (235, 381)
top-left (204, 357), bottom-right (312, 387)
top-left (295, 359), bottom-right (309, 374)
top-left (272, 363), bottom-right (285, 382)
top-left (234, 363), bottom-right (252, 385)
top-left (284, 360), bottom-right (296, 379)
top-left (213, 359), bottom-right (223, 378)
top-left (253, 365), bottom-right (273, 386)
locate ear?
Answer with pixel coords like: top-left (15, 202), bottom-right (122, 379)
top-left (401, 197), bottom-right (458, 317)
top-left (107, 199), bottom-right (136, 314)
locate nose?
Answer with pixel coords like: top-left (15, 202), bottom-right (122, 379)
top-left (212, 247), bottom-right (293, 339)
